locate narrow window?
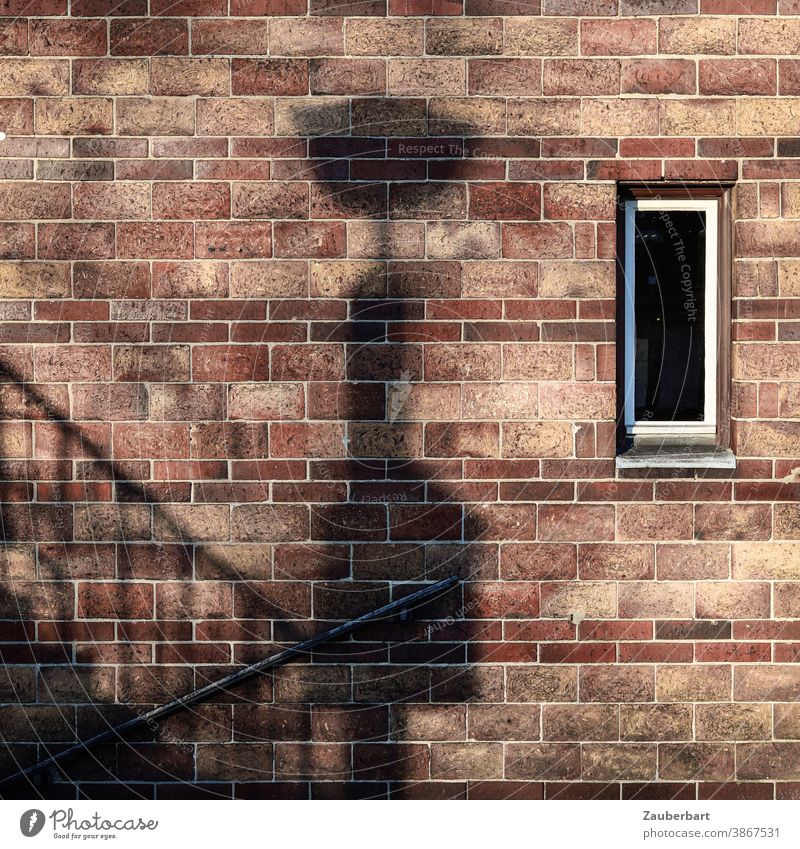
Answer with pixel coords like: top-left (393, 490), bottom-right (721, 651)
top-left (618, 186), bottom-right (733, 469)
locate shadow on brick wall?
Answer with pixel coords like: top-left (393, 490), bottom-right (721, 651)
top-left (0, 114), bottom-right (503, 799)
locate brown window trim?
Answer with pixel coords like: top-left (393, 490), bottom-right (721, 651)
top-left (615, 182), bottom-right (734, 467)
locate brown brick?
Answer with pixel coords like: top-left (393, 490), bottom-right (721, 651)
top-left (73, 183), bottom-right (149, 220)
top-left (738, 743), bottom-right (800, 780)
top-left (695, 504), bottom-right (772, 541)
top-left (192, 20), bottom-right (271, 55)
top-left (696, 581), bottom-right (771, 619)
top-left (469, 59), bottom-right (541, 96)
top-left (468, 704), bottom-right (539, 741)
top-left (508, 98), bottom-right (580, 136)
top-left (580, 666), bottom-right (654, 703)
top-left (36, 97), bottom-right (113, 135)
top-left (347, 19), bottom-right (423, 56)
top-left (311, 58), bottom-right (384, 96)
top-left (543, 705), bottom-right (618, 741)
top-left (657, 665), bottom-right (731, 702)
top-left (617, 504), bottom-right (694, 542)
top-left (30, 20), bottom-right (106, 56)
top-left (507, 667), bottom-right (576, 702)
top-left (545, 59), bottom-right (620, 96)
top-left (150, 58), bottom-right (229, 97)
top-left (505, 743), bottom-right (580, 780)
top-left (431, 743), bottom-right (502, 779)
top-left (697, 704), bottom-right (771, 742)
top-left (621, 705), bottom-right (692, 742)
top-left (0, 59), bottom-right (69, 95)
top-left (389, 59), bottom-right (464, 96)
top-left (117, 97), bottom-right (195, 135)
top-left (505, 18), bottom-right (577, 56)
top-left (110, 18), bottom-right (189, 56)
top-left (659, 743), bottom-right (735, 781)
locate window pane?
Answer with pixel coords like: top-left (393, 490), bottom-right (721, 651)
top-left (633, 209), bottom-right (706, 423)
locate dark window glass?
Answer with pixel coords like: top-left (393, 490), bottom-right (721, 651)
top-left (633, 209), bottom-right (706, 422)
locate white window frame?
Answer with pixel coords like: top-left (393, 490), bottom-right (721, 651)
top-left (623, 197), bottom-right (718, 437)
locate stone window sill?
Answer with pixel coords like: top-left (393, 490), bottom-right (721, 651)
top-left (615, 441), bottom-right (736, 473)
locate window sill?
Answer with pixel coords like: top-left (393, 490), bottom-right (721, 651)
top-left (615, 442), bottom-right (736, 472)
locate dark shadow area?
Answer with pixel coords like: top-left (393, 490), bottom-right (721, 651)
top-left (0, 118), bottom-right (497, 800)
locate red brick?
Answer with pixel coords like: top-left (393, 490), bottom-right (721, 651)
top-left (469, 183), bottom-right (541, 220)
top-left (701, 59), bottom-right (776, 96)
top-left (196, 223), bottom-right (273, 259)
top-left (193, 21), bottom-right (271, 55)
top-left (275, 222), bottom-right (345, 259)
top-left (117, 97), bottom-right (195, 136)
top-left (152, 183), bottom-right (230, 221)
top-left (622, 59), bottom-right (695, 95)
top-left (503, 223), bottom-right (573, 259)
top-left (78, 581), bottom-right (153, 620)
top-left (73, 183), bottom-right (149, 221)
top-left (581, 19), bottom-right (656, 56)
top-left (30, 20), bottom-right (106, 56)
top-left (110, 19), bottom-right (189, 56)
top-left (117, 223), bottom-right (194, 260)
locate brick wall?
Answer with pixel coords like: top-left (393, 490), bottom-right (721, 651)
top-left (1, 0), bottom-right (800, 801)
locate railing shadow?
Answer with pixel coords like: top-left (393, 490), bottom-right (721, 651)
top-left (0, 110), bottom-right (503, 798)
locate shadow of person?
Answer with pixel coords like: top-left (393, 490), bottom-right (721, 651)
top-left (247, 102), bottom-right (516, 799)
top-left (0, 103), bottom-right (524, 800)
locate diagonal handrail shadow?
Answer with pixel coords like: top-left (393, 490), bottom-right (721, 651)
top-left (0, 102), bottom-right (507, 799)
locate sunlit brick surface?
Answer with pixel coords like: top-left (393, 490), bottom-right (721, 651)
top-left (0, 0), bottom-right (799, 802)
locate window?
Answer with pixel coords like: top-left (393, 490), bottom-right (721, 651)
top-left (617, 186), bottom-right (733, 471)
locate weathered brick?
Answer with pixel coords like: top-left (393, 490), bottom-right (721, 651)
top-left (622, 59), bottom-right (695, 95)
top-left (192, 20), bottom-right (271, 56)
top-left (29, 21), bottom-right (100, 60)
top-left (544, 59), bottom-right (620, 96)
top-left (153, 182), bottom-right (230, 220)
top-left (657, 666), bottom-right (731, 702)
top-left (346, 20), bottom-right (423, 56)
top-left (352, 98), bottom-right (426, 137)
top-left (583, 98), bottom-right (658, 136)
top-left (734, 542), bottom-right (800, 579)
top-left (660, 98), bottom-right (736, 136)
top-left (505, 18), bottom-right (577, 56)
top-left (117, 223), bottom-right (194, 259)
top-left (508, 98), bottom-right (580, 136)
top-left (36, 98), bottom-right (112, 135)
top-left (580, 666), bottom-right (654, 703)
top-left (617, 504), bottom-right (694, 542)
top-left (0, 59), bottom-right (69, 95)
top-left (659, 743), bottom-right (734, 782)
top-left (270, 18), bottom-right (344, 57)
top-left (73, 183), bottom-right (149, 220)
top-left (738, 99), bottom-right (800, 136)
top-left (110, 18), bottom-right (189, 56)
top-left (582, 18), bottom-right (657, 56)
top-left (389, 59), bottom-right (464, 96)
top-left (696, 581), bottom-right (771, 619)
top-left (700, 59), bottom-right (776, 96)
top-left (150, 58), bottom-right (229, 97)
top-left (469, 59), bottom-right (542, 96)
top-left (117, 97), bottom-right (195, 135)
top-left (621, 705), bottom-right (692, 742)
